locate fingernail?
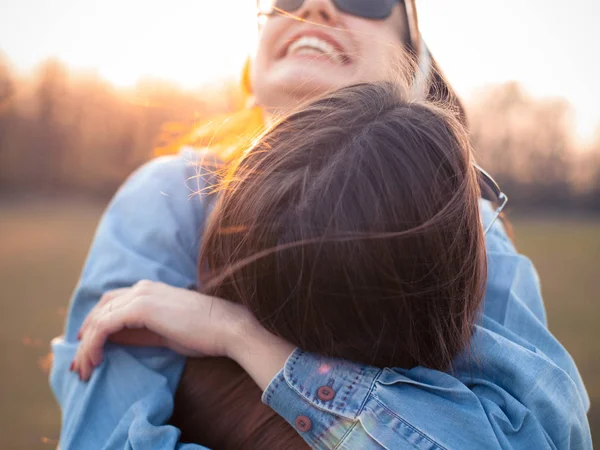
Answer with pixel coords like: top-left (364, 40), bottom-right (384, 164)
top-left (77, 330), bottom-right (82, 340)
top-left (69, 361), bottom-right (75, 372)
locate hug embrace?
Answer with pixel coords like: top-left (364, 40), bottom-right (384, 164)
top-left (51, 1), bottom-right (591, 449)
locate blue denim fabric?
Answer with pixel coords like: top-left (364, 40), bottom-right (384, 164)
top-left (50, 152), bottom-right (591, 449)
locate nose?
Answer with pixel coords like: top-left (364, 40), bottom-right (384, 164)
top-left (296, 0), bottom-right (339, 25)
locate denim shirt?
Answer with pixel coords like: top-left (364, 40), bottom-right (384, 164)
top-left (50, 152), bottom-right (592, 449)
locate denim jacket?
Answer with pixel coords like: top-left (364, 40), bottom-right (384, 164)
top-left (50, 151), bottom-right (592, 449)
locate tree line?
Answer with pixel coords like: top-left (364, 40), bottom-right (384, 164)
top-left (1, 55), bottom-right (598, 213)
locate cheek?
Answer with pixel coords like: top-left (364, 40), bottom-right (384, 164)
top-left (366, 34), bottom-right (411, 81)
top-left (346, 18), bottom-right (408, 81)
top-left (357, 42), bottom-right (402, 82)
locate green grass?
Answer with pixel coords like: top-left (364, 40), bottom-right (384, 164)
top-left (0, 199), bottom-right (598, 449)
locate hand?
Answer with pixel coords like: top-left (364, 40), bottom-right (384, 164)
top-left (71, 280), bottom-right (252, 381)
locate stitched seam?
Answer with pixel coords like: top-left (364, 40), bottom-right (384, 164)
top-left (312, 416), bottom-right (345, 447)
top-left (333, 415), bottom-right (425, 450)
top-left (356, 367), bottom-right (382, 415)
top-left (333, 365), bottom-right (368, 414)
top-left (332, 420), bottom-right (361, 450)
top-left (371, 396), bottom-right (448, 450)
top-left (262, 371), bottom-right (284, 406)
top-left (360, 421), bottom-right (418, 450)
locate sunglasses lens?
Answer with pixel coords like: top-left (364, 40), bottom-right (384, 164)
top-left (260, 0), bottom-right (398, 19)
top-left (334, 0), bottom-right (397, 19)
top-left (263, 0), bottom-right (305, 13)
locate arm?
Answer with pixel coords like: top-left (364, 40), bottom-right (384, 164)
top-left (258, 202), bottom-right (591, 449)
top-left (51, 152), bottom-right (217, 449)
top-left (73, 280), bottom-right (296, 390)
top-left (73, 201), bottom-right (592, 449)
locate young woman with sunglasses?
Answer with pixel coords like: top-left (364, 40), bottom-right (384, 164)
top-left (50, 1), bottom-right (590, 448)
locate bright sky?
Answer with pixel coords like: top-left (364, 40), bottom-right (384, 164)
top-left (0, 0), bottom-right (598, 141)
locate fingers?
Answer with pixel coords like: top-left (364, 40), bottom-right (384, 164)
top-left (78, 287), bottom-right (130, 339)
top-left (78, 281), bottom-right (155, 338)
top-left (73, 290), bottom-right (147, 381)
top-left (70, 281), bottom-right (228, 381)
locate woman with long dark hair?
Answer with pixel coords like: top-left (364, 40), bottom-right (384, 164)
top-left (51, 1), bottom-right (590, 449)
top-left (74, 81), bottom-right (489, 447)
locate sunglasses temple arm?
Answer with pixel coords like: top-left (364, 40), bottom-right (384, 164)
top-left (483, 193), bottom-right (508, 235)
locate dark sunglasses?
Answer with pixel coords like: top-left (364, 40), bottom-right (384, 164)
top-left (258, 0), bottom-right (404, 20)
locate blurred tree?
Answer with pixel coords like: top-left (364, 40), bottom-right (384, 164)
top-left (0, 54), bottom-right (17, 189)
top-left (0, 54), bottom-right (14, 105)
top-left (0, 54), bottom-right (598, 211)
top-left (469, 82), bottom-right (576, 211)
top-left (581, 130), bottom-right (600, 212)
top-left (33, 58), bottom-right (69, 190)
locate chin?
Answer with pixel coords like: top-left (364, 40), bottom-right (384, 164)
top-left (280, 60), bottom-right (353, 87)
top-left (254, 70), bottom-right (355, 110)
top-left (284, 77), bottom-right (350, 100)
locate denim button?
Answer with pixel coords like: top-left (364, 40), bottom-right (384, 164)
top-left (317, 386), bottom-right (335, 401)
top-left (295, 415), bottom-right (312, 432)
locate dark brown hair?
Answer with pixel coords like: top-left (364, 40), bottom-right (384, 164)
top-left (171, 81), bottom-right (486, 447)
top-left (170, 358), bottom-right (307, 449)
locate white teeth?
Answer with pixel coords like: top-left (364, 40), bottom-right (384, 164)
top-left (285, 36), bottom-right (344, 63)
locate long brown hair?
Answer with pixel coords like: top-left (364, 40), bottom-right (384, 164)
top-left (170, 358), bottom-right (308, 449)
top-left (170, 82), bottom-right (486, 447)
top-left (201, 81), bottom-right (485, 369)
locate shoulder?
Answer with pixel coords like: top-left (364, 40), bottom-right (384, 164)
top-left (85, 149), bottom-right (224, 288)
top-left (108, 149), bottom-right (222, 223)
top-left (122, 148), bottom-right (221, 198)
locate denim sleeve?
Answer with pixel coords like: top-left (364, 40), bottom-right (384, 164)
top-left (263, 201), bottom-right (592, 450)
top-left (50, 153), bottom-right (217, 449)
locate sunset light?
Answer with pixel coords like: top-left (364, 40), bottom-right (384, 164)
top-left (2, 2), bottom-right (600, 448)
top-left (0, 0), bottom-right (257, 86)
top-left (0, 0), bottom-right (598, 140)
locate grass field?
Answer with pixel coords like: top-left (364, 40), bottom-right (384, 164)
top-left (1, 198), bottom-right (598, 449)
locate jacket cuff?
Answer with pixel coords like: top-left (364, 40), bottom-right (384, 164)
top-left (262, 348), bottom-right (381, 448)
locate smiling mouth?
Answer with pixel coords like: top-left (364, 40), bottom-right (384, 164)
top-left (283, 35), bottom-right (351, 65)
